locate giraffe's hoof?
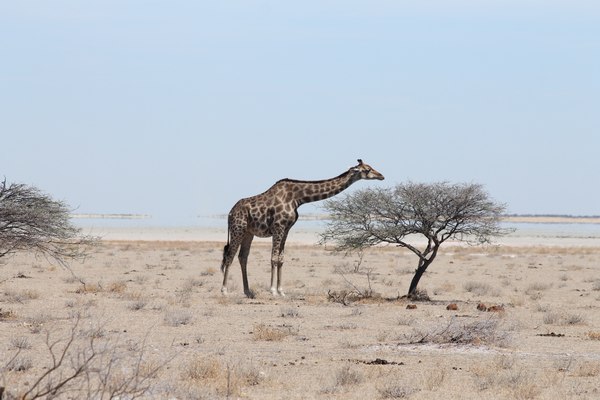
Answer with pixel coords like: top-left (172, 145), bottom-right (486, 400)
top-left (278, 289), bottom-right (286, 297)
top-left (221, 287), bottom-right (228, 296)
top-left (270, 287), bottom-right (278, 296)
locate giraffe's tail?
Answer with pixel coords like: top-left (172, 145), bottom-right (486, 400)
top-left (220, 225), bottom-right (231, 274)
top-left (221, 243), bottom-right (230, 273)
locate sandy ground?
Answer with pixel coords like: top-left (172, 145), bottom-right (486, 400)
top-left (1, 227), bottom-right (600, 399)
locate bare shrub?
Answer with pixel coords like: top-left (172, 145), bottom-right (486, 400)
top-left (252, 323), bottom-right (292, 341)
top-left (9, 336), bottom-right (31, 350)
top-left (184, 356), bottom-right (222, 381)
top-left (378, 383), bottom-right (415, 399)
top-left (328, 267), bottom-right (377, 305)
top-left (0, 308), bottom-right (16, 320)
top-left (586, 331), bottom-right (600, 340)
top-left (526, 282), bottom-right (551, 293)
top-left (128, 300), bottom-right (148, 311)
top-left (4, 289), bottom-right (40, 303)
top-left (1, 317), bottom-right (172, 400)
top-left (543, 311), bottom-right (586, 326)
top-left (422, 368), bottom-right (446, 391)
top-left (563, 313), bottom-right (585, 325)
top-left (279, 307), bottom-right (301, 318)
top-left (574, 361), bottom-right (600, 377)
top-left (542, 311), bottom-right (561, 325)
top-left (408, 317), bottom-right (511, 347)
top-left (334, 365), bottom-right (363, 387)
top-left (5, 355), bottom-right (33, 372)
top-left (26, 313), bottom-right (52, 334)
top-left (182, 356), bottom-right (264, 398)
top-left (107, 280), bottom-right (127, 294)
top-left (164, 309), bottom-right (193, 327)
top-left (463, 281), bottom-right (492, 296)
top-left (500, 368), bottom-right (541, 399)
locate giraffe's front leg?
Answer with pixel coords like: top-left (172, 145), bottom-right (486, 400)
top-left (276, 258), bottom-right (285, 297)
top-left (269, 261), bottom-right (285, 296)
top-left (270, 237), bottom-right (285, 296)
top-left (270, 230), bottom-right (289, 296)
top-left (269, 255), bottom-right (281, 296)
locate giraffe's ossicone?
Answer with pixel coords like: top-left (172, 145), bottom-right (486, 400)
top-left (220, 159), bottom-right (384, 297)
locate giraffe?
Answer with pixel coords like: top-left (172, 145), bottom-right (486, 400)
top-left (220, 159), bottom-right (384, 297)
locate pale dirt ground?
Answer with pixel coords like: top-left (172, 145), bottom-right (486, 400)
top-left (1, 228), bottom-right (600, 399)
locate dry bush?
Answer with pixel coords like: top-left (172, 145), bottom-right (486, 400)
top-left (200, 267), bottom-right (217, 276)
top-left (574, 361), bottom-right (600, 377)
top-left (9, 337), bottom-right (31, 350)
top-left (586, 331), bottom-right (600, 340)
top-left (3, 289), bottom-right (40, 303)
top-left (182, 356), bottom-right (264, 398)
top-left (279, 307), bottom-right (301, 318)
top-left (128, 300), bottom-right (148, 311)
top-left (334, 365), bottom-right (363, 387)
top-left (25, 313), bottom-right (52, 334)
top-left (378, 382), bottom-right (416, 399)
top-left (4, 355), bottom-right (33, 372)
top-left (422, 368), bottom-right (446, 391)
top-left (543, 311), bottom-right (586, 326)
top-left (184, 356), bottom-right (222, 381)
top-left (472, 364), bottom-right (540, 398)
top-left (408, 317), bottom-right (511, 347)
top-left (1, 317), bottom-right (172, 400)
top-left (0, 308), bottom-right (16, 321)
top-left (328, 267), bottom-right (377, 305)
top-left (526, 282), bottom-right (551, 292)
top-left (164, 309), bottom-right (193, 327)
top-left (75, 282), bottom-right (103, 294)
top-left (107, 280), bottom-right (127, 294)
top-left (252, 323), bottom-right (292, 341)
top-left (463, 281), bottom-right (495, 296)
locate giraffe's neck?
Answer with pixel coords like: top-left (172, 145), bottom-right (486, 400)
top-left (281, 170), bottom-right (359, 207)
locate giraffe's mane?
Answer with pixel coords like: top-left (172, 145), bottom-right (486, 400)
top-left (275, 169), bottom-right (350, 185)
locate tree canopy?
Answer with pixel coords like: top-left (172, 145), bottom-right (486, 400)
top-left (321, 182), bottom-right (510, 297)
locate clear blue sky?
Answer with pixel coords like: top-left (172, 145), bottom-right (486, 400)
top-left (2, 1), bottom-right (599, 224)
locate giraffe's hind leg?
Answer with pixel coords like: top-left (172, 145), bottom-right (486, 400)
top-left (238, 233), bottom-right (254, 298)
top-left (221, 228), bottom-right (244, 295)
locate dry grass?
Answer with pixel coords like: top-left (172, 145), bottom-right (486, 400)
top-left (3, 288), bottom-right (40, 303)
top-left (107, 280), bottom-right (128, 294)
top-left (183, 356), bottom-right (222, 381)
top-left (586, 331), bottom-right (600, 340)
top-left (543, 310), bottom-right (586, 326)
top-left (181, 355), bottom-right (264, 398)
top-left (252, 323), bottom-right (293, 341)
top-left (164, 309), bottom-right (193, 326)
top-left (463, 281), bottom-right (500, 296)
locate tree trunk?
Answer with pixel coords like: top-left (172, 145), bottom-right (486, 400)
top-left (407, 259), bottom-right (430, 297)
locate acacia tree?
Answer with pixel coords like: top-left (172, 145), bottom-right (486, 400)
top-left (0, 179), bottom-right (96, 265)
top-left (321, 182), bottom-right (510, 298)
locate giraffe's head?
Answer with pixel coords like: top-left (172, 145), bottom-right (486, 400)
top-left (352, 159), bottom-right (385, 180)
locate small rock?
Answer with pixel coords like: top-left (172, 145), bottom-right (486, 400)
top-left (476, 303), bottom-right (487, 311)
top-left (446, 303), bottom-right (458, 311)
top-left (487, 305), bottom-right (505, 312)
top-left (406, 304), bottom-right (417, 310)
